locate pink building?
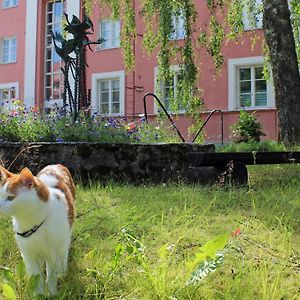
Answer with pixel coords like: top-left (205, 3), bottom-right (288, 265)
top-left (0, 0), bottom-right (277, 143)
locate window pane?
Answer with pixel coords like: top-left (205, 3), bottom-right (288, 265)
top-left (100, 92), bottom-right (109, 103)
top-left (112, 102), bottom-right (120, 113)
top-left (240, 94), bottom-right (251, 107)
top-left (255, 93), bottom-right (267, 106)
top-left (255, 66), bottom-right (264, 79)
top-left (45, 87), bottom-right (52, 100)
top-left (101, 103), bottom-right (109, 114)
top-left (112, 91), bottom-right (119, 102)
top-left (240, 81), bottom-right (251, 93)
top-left (240, 68), bottom-right (251, 80)
top-left (164, 98), bottom-right (170, 110)
top-left (255, 80), bottom-right (266, 92)
top-left (100, 81), bottom-right (109, 91)
top-left (53, 74), bottom-right (61, 99)
top-left (54, 2), bottom-right (63, 23)
top-left (112, 80), bottom-right (119, 90)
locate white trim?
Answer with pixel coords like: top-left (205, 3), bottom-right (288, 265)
top-left (24, 0), bottom-right (38, 107)
top-left (91, 71), bottom-right (125, 115)
top-left (228, 56), bottom-right (275, 111)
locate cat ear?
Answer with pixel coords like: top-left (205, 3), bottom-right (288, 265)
top-left (19, 168), bottom-right (36, 189)
top-left (0, 165), bottom-right (14, 182)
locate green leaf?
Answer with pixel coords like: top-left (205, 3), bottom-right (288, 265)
top-left (187, 233), bottom-right (229, 270)
top-left (187, 251), bottom-right (225, 285)
top-left (1, 283), bottom-right (16, 300)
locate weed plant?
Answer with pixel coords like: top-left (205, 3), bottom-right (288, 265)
top-left (217, 140), bottom-right (287, 152)
top-left (1, 165), bottom-right (300, 299)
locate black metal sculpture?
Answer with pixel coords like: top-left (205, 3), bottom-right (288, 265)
top-left (51, 14), bottom-right (103, 121)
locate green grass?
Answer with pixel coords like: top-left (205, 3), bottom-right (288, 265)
top-left (1, 165), bottom-right (300, 299)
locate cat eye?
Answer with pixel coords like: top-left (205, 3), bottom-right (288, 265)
top-left (6, 195), bottom-right (15, 201)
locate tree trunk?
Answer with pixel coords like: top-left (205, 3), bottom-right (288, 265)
top-left (263, 0), bottom-right (300, 146)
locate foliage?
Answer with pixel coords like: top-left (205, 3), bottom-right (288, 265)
top-left (1, 165), bottom-right (300, 298)
top-left (86, 0), bottom-right (201, 121)
top-left (217, 140), bottom-right (286, 153)
top-left (0, 101), bottom-right (180, 144)
top-left (231, 110), bottom-right (265, 143)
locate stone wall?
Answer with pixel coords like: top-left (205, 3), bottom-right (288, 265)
top-left (0, 142), bottom-right (215, 184)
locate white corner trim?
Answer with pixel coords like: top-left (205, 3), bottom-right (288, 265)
top-left (24, 0), bottom-right (38, 107)
top-left (91, 71), bottom-right (125, 114)
top-left (228, 56), bottom-right (274, 110)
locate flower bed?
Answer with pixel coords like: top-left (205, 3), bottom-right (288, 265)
top-left (0, 102), bottom-right (180, 144)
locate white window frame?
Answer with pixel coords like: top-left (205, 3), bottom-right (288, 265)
top-left (97, 20), bottom-right (121, 50)
top-left (91, 71), bottom-right (125, 115)
top-left (2, 0), bottom-right (18, 9)
top-left (154, 65), bottom-right (186, 114)
top-left (170, 12), bottom-right (186, 40)
top-left (0, 37), bottom-right (17, 64)
top-left (0, 82), bottom-right (19, 109)
top-left (243, 0), bottom-right (263, 31)
top-left (228, 56), bottom-right (275, 111)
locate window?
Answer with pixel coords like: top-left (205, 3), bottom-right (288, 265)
top-left (1, 37), bottom-right (17, 64)
top-left (0, 82), bottom-right (18, 109)
top-left (238, 66), bottom-right (266, 107)
top-left (98, 20), bottom-right (120, 49)
top-left (228, 57), bottom-right (275, 110)
top-left (44, 0), bottom-right (64, 103)
top-left (170, 12), bottom-right (186, 40)
top-left (155, 66), bottom-right (185, 113)
top-left (98, 79), bottom-right (120, 114)
top-left (91, 71), bottom-right (125, 115)
top-left (2, 0), bottom-right (18, 9)
top-left (243, 0), bottom-right (263, 30)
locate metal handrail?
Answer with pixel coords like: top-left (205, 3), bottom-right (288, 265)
top-left (143, 93), bottom-right (185, 142)
top-left (191, 109), bottom-right (224, 145)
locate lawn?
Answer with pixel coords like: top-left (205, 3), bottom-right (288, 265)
top-left (1, 164), bottom-right (300, 299)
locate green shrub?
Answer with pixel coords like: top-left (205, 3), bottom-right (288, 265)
top-left (231, 110), bottom-right (265, 143)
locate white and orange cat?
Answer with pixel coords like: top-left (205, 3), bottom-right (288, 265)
top-left (0, 164), bottom-right (75, 296)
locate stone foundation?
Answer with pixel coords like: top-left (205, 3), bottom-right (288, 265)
top-left (0, 142), bottom-right (215, 184)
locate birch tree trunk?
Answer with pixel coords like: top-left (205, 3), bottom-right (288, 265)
top-left (263, 0), bottom-right (300, 145)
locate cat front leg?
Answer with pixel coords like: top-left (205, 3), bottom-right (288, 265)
top-left (46, 264), bottom-right (58, 296)
top-left (22, 255), bottom-right (45, 295)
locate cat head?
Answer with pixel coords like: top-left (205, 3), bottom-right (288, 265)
top-left (0, 166), bottom-right (49, 217)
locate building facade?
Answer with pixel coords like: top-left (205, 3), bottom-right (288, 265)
top-left (0, 0), bottom-right (277, 143)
